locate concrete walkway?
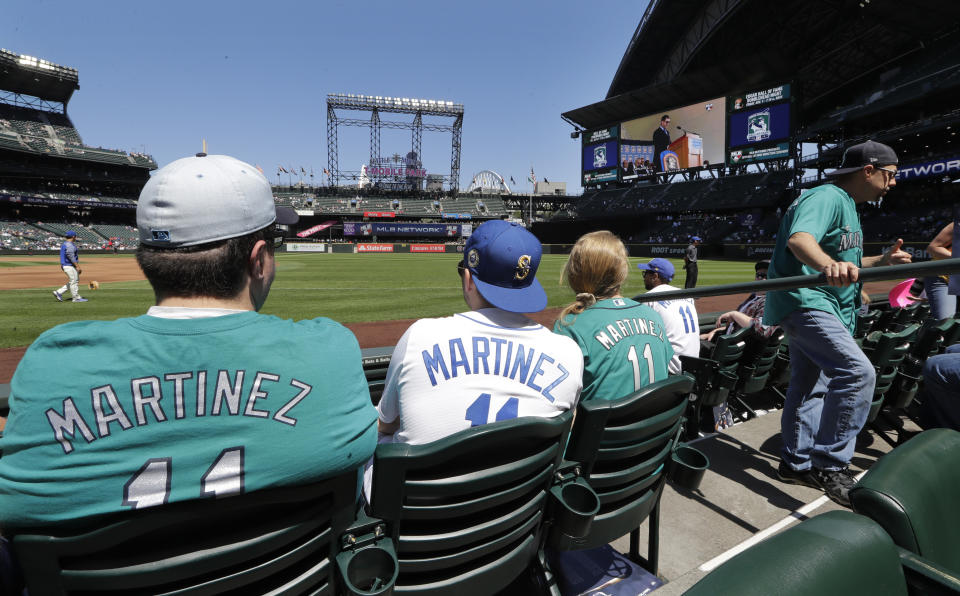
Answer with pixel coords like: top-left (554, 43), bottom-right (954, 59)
top-left (606, 408), bottom-right (911, 593)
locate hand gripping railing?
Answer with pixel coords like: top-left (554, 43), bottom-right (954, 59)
top-left (632, 258), bottom-right (960, 303)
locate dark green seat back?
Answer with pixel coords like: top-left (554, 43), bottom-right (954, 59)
top-left (850, 428), bottom-right (960, 574)
top-left (708, 325), bottom-right (753, 368)
top-left (12, 472), bottom-right (368, 595)
top-left (684, 511), bottom-right (910, 596)
top-left (562, 375), bottom-right (694, 551)
top-left (369, 411), bottom-right (573, 595)
top-left (735, 329), bottom-right (785, 395)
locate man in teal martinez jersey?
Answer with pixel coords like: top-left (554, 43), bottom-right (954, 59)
top-left (0, 154), bottom-right (378, 534)
top-left (764, 140), bottom-right (911, 506)
top-left (555, 231), bottom-right (674, 402)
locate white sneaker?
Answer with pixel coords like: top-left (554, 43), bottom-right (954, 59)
top-left (53, 290), bottom-right (63, 302)
top-left (72, 297), bottom-right (88, 303)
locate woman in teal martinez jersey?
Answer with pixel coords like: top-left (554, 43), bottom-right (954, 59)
top-left (554, 231), bottom-right (674, 402)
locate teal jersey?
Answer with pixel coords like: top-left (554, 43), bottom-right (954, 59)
top-left (553, 298), bottom-right (674, 402)
top-left (0, 312), bottom-right (377, 529)
top-left (763, 184), bottom-right (863, 333)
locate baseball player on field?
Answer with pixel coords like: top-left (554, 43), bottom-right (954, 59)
top-left (765, 139), bottom-right (910, 506)
top-left (554, 231), bottom-right (673, 402)
top-left (0, 154), bottom-right (377, 544)
top-left (376, 220), bottom-right (584, 447)
top-left (637, 257), bottom-right (700, 374)
top-left (53, 230), bottom-right (87, 303)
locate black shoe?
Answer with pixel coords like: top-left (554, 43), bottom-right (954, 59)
top-left (812, 467), bottom-right (857, 507)
top-left (777, 461), bottom-right (819, 490)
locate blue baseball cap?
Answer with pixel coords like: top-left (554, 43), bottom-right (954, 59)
top-left (691, 236), bottom-right (701, 242)
top-left (462, 220), bottom-right (546, 313)
top-left (66, 230), bottom-right (76, 238)
top-left (638, 257), bottom-right (675, 281)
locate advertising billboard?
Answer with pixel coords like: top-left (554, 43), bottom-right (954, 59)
top-left (344, 222), bottom-right (461, 237)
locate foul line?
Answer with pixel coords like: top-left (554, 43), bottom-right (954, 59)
top-left (698, 469), bottom-right (867, 572)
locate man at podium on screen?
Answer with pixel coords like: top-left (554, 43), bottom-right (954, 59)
top-left (652, 114), bottom-right (671, 172)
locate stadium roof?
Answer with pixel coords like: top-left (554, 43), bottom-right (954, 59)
top-left (0, 49), bottom-right (79, 104)
top-left (563, 0), bottom-right (960, 131)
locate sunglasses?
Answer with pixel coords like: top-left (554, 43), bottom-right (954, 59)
top-left (270, 227), bottom-right (285, 248)
top-left (457, 261), bottom-right (466, 278)
top-left (756, 272), bottom-right (768, 279)
top-left (875, 166), bottom-right (898, 179)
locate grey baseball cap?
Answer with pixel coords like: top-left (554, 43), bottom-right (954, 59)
top-left (138, 153), bottom-right (298, 247)
top-left (826, 140), bottom-right (898, 177)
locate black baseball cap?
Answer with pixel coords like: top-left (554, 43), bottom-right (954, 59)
top-left (826, 140), bottom-right (898, 177)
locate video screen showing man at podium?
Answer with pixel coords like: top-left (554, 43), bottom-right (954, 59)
top-left (619, 97), bottom-right (727, 175)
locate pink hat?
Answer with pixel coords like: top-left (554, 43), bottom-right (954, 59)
top-left (888, 278), bottom-right (918, 308)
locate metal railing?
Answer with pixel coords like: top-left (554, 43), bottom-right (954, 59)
top-left (632, 258), bottom-right (960, 303)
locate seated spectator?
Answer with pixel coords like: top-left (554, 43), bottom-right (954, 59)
top-left (554, 231), bottom-right (673, 402)
top-left (376, 220), bottom-right (583, 445)
top-left (0, 154), bottom-right (377, 536)
top-left (700, 260), bottom-right (776, 346)
top-left (637, 258), bottom-right (700, 374)
top-left (918, 344), bottom-right (960, 431)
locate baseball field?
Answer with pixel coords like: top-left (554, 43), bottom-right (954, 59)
top-left (0, 252), bottom-right (898, 381)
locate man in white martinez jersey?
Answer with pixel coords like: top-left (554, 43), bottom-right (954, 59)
top-left (376, 220), bottom-right (584, 446)
top-left (638, 257), bottom-right (700, 374)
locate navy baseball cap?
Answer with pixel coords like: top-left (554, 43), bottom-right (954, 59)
top-left (826, 140), bottom-right (898, 177)
top-left (462, 220), bottom-right (546, 313)
top-left (638, 257), bottom-right (675, 281)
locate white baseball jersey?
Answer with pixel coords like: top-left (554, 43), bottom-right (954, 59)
top-left (378, 308), bottom-right (584, 445)
top-left (644, 284), bottom-right (700, 374)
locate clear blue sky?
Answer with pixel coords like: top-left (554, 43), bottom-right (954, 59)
top-left (4, 1), bottom-right (649, 195)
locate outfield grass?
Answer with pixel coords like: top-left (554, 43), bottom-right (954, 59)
top-left (0, 254), bottom-right (757, 349)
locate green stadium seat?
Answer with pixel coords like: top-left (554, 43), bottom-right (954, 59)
top-left (11, 472), bottom-right (397, 595)
top-left (684, 510), bottom-right (960, 595)
top-left (368, 411), bottom-right (576, 595)
top-left (547, 375), bottom-right (697, 576)
top-left (850, 428), bottom-right (960, 584)
top-left (680, 325), bottom-right (751, 436)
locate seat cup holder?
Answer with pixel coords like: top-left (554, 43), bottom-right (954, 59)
top-left (549, 478), bottom-right (601, 540)
top-left (337, 542), bottom-right (399, 596)
top-left (669, 444), bottom-right (709, 491)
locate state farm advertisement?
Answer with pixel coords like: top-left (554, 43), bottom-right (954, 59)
top-left (411, 244), bottom-right (446, 253)
top-left (357, 243), bottom-right (394, 253)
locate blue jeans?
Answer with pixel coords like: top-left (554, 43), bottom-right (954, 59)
top-left (924, 276), bottom-right (957, 321)
top-left (919, 343), bottom-right (960, 430)
top-left (780, 309), bottom-right (875, 471)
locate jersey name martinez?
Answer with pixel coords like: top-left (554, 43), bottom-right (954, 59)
top-left (45, 369), bottom-right (312, 454)
top-left (594, 317), bottom-right (665, 351)
top-left (420, 337), bottom-right (570, 402)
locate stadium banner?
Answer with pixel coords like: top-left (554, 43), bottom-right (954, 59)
top-left (724, 242), bottom-right (933, 261)
top-left (620, 141), bottom-right (656, 180)
top-left (410, 244), bottom-right (446, 253)
top-left (0, 193), bottom-right (134, 209)
top-left (729, 142), bottom-right (791, 164)
top-left (728, 101), bottom-right (791, 148)
top-left (364, 211), bottom-right (396, 218)
top-left (583, 167), bottom-right (618, 186)
top-left (442, 213), bottom-right (473, 219)
top-left (357, 243), bottom-right (394, 253)
top-left (296, 220), bottom-right (337, 238)
top-left (284, 243), bottom-right (327, 252)
top-left (729, 84), bottom-right (791, 111)
top-left (462, 223), bottom-right (473, 237)
top-left (584, 125), bottom-right (619, 144)
top-left (896, 156), bottom-right (960, 181)
top-left (343, 222), bottom-right (460, 237)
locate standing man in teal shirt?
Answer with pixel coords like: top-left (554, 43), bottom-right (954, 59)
top-left (0, 154), bottom-right (378, 535)
top-left (764, 140), bottom-right (910, 506)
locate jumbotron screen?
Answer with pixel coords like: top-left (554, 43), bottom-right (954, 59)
top-left (581, 98), bottom-right (727, 186)
top-left (619, 97), bottom-right (727, 180)
top-left (726, 83), bottom-right (794, 164)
